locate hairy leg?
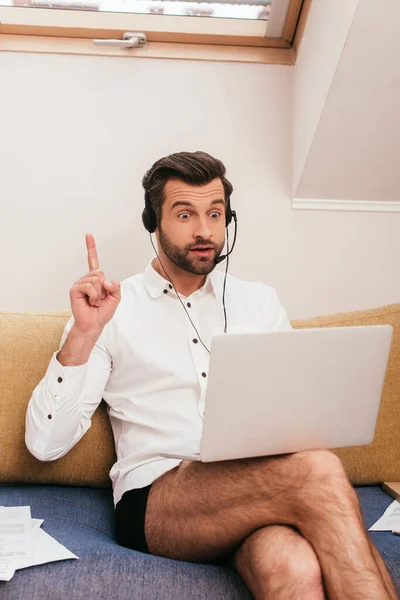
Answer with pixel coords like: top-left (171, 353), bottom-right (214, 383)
top-left (144, 450), bottom-right (396, 600)
top-left (232, 524), bottom-right (326, 600)
top-left (369, 538), bottom-right (398, 600)
top-left (294, 466), bottom-right (398, 600)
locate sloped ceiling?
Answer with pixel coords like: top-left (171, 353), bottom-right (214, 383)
top-left (295, 0), bottom-right (400, 204)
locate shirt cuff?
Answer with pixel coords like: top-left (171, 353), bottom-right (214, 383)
top-left (45, 350), bottom-right (89, 398)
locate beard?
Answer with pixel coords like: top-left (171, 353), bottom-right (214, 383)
top-left (158, 226), bottom-right (225, 275)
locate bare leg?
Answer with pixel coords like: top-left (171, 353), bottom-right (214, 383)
top-left (369, 538), bottom-right (398, 600)
top-left (294, 463), bottom-right (398, 600)
top-left (233, 524), bottom-right (327, 600)
top-left (233, 527), bottom-right (397, 600)
top-left (144, 450), bottom-right (396, 599)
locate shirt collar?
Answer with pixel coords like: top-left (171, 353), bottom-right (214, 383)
top-left (142, 259), bottom-right (221, 300)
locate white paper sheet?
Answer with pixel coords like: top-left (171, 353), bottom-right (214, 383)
top-left (0, 506), bottom-right (33, 559)
top-left (0, 510), bottom-right (78, 581)
top-left (11, 525), bottom-right (78, 571)
top-left (369, 500), bottom-right (400, 531)
top-left (0, 560), bottom-right (15, 582)
top-left (32, 519), bottom-right (44, 529)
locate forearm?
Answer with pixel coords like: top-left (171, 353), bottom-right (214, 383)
top-left (25, 350), bottom-right (90, 460)
top-left (25, 316), bottom-right (111, 461)
top-left (56, 325), bottom-right (102, 366)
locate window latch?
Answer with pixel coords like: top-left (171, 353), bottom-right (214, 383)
top-left (93, 32), bottom-right (147, 49)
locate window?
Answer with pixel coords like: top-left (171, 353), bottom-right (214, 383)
top-left (0, 0), bottom-right (311, 63)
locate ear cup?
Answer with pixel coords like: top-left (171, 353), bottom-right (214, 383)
top-left (142, 208), bottom-right (156, 233)
top-left (142, 192), bottom-right (157, 233)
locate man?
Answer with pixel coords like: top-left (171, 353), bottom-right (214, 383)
top-left (26, 151), bottom-right (397, 600)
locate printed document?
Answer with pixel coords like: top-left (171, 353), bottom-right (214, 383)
top-left (369, 500), bottom-right (400, 531)
top-left (0, 507), bottom-right (78, 581)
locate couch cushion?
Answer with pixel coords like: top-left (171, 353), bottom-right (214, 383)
top-left (0, 484), bottom-right (398, 599)
top-left (292, 303), bottom-right (400, 484)
top-left (0, 311), bottom-right (115, 488)
top-left (0, 485), bottom-right (252, 600)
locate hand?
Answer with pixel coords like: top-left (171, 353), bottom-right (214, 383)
top-left (69, 234), bottom-right (121, 336)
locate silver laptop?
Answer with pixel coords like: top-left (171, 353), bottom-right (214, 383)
top-left (162, 325), bottom-right (393, 462)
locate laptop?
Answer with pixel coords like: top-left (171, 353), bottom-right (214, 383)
top-left (161, 325), bottom-right (393, 462)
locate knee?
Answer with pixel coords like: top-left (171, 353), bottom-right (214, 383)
top-left (278, 548), bottom-right (323, 592)
top-left (295, 449), bottom-right (350, 490)
top-left (243, 526), bottom-right (323, 594)
top-left (294, 449), bottom-right (359, 517)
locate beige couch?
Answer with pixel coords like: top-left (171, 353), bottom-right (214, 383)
top-left (1, 303), bottom-right (400, 488)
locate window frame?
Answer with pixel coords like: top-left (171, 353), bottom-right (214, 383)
top-left (0, 0), bottom-right (310, 64)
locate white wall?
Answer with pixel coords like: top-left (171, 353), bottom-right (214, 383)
top-left (1, 50), bottom-right (399, 319)
top-left (0, 52), bottom-right (294, 311)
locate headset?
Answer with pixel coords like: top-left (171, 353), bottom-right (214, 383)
top-left (142, 181), bottom-right (238, 354)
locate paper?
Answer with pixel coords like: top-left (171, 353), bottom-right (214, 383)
top-left (0, 560), bottom-right (15, 582)
top-left (369, 500), bottom-right (400, 531)
top-left (0, 509), bottom-right (78, 581)
top-left (0, 506), bottom-right (33, 581)
top-left (12, 524), bottom-right (78, 571)
top-left (32, 519), bottom-right (44, 529)
top-left (0, 506), bottom-right (33, 559)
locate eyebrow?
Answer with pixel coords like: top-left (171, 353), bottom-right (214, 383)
top-left (170, 199), bottom-right (225, 211)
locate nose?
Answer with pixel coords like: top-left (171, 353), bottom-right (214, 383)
top-left (194, 216), bottom-right (212, 240)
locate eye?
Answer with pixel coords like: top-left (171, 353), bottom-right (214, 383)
top-left (210, 211), bottom-right (221, 218)
top-left (178, 212), bottom-right (190, 220)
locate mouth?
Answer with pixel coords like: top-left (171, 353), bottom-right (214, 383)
top-left (189, 247), bottom-right (214, 257)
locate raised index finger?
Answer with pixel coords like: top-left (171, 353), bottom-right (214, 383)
top-left (85, 233), bottom-right (99, 271)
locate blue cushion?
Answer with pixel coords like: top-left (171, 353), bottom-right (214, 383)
top-left (0, 485), bottom-right (398, 599)
top-left (0, 485), bottom-right (251, 600)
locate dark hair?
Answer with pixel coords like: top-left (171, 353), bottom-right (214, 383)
top-left (142, 151), bottom-right (233, 226)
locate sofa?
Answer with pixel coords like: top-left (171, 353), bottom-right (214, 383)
top-left (1, 303), bottom-right (400, 599)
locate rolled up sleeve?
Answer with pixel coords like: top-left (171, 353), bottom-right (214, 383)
top-left (25, 316), bottom-right (112, 461)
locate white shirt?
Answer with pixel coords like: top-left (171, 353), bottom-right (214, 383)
top-left (25, 260), bottom-right (292, 506)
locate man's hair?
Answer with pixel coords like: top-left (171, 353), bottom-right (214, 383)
top-left (142, 151), bottom-right (233, 227)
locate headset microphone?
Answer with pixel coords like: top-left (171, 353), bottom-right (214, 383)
top-left (214, 210), bottom-right (237, 265)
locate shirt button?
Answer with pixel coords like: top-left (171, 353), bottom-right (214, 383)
top-left (169, 284), bottom-right (173, 289)
top-left (47, 414), bottom-right (52, 420)
top-left (193, 338), bottom-right (198, 344)
top-left (201, 372), bottom-right (207, 378)
top-left (57, 376), bottom-right (63, 383)
top-left (163, 289), bottom-right (168, 294)
top-left (187, 302), bottom-right (191, 308)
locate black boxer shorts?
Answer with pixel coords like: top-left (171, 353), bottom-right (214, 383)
top-left (115, 484), bottom-right (153, 554)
